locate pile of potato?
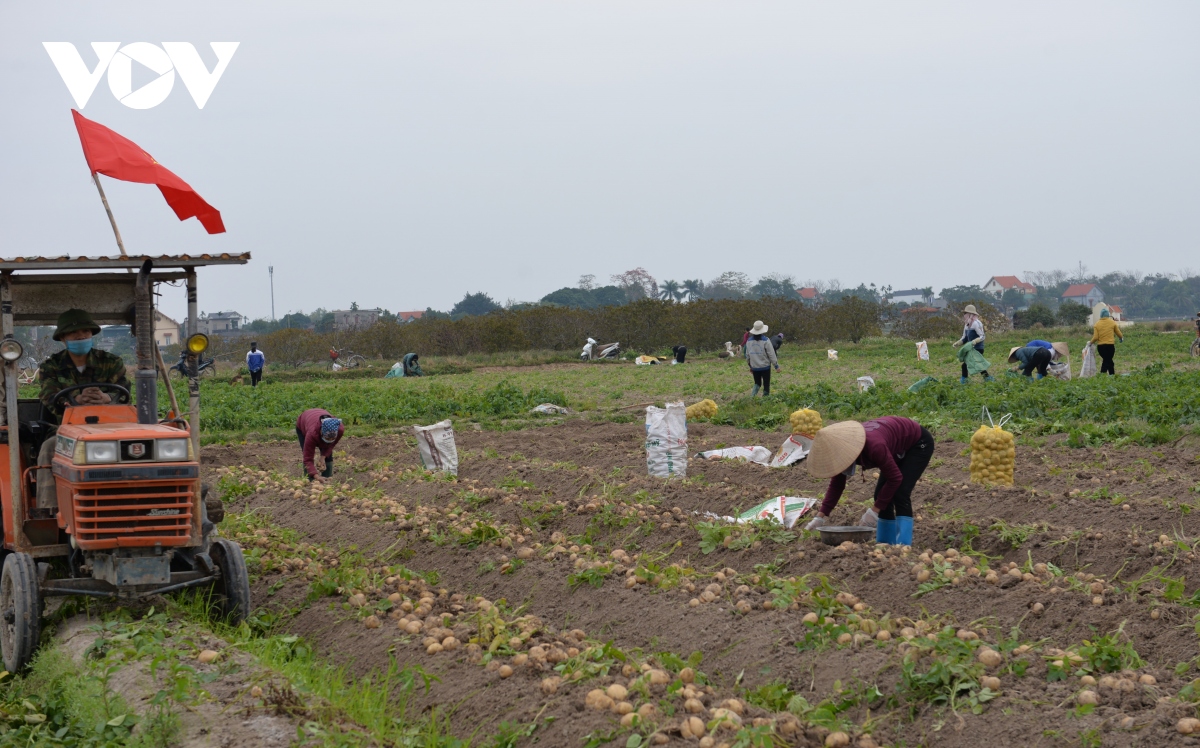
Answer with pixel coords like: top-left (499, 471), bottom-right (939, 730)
top-left (685, 399), bottom-right (718, 420)
top-left (969, 425), bottom-right (1015, 486)
top-left (789, 408), bottom-right (822, 435)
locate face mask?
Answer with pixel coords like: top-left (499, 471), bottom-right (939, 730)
top-left (65, 338), bottom-right (93, 356)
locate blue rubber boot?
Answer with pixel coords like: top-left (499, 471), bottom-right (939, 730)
top-left (895, 516), bottom-right (914, 546)
top-left (750, 384), bottom-right (761, 397)
top-left (984, 375), bottom-right (995, 382)
top-left (960, 376), bottom-right (968, 384)
top-left (875, 518), bottom-right (897, 545)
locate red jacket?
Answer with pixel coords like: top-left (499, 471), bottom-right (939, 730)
top-left (821, 417), bottom-right (924, 514)
top-left (296, 408), bottom-right (344, 477)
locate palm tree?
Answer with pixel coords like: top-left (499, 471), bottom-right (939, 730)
top-left (682, 279), bottom-right (704, 301)
top-left (659, 280), bottom-right (682, 303)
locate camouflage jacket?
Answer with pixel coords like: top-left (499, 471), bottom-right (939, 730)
top-left (39, 349), bottom-right (129, 420)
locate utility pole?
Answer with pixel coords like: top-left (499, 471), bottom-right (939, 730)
top-left (269, 266), bottom-right (275, 322)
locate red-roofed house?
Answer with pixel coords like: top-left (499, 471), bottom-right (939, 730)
top-left (982, 276), bottom-right (1037, 298)
top-left (396, 311), bottom-right (424, 323)
top-left (796, 287), bottom-right (819, 300)
top-left (1107, 305), bottom-right (1123, 322)
top-left (1062, 283), bottom-right (1104, 307)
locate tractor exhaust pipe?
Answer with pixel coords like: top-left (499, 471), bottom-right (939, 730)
top-left (135, 259), bottom-right (157, 424)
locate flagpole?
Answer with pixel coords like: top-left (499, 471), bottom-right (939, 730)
top-left (91, 173), bottom-right (128, 257)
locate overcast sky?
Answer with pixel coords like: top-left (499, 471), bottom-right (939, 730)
top-left (2, 2), bottom-right (1198, 322)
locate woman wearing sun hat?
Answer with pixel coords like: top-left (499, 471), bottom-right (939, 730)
top-left (952, 305), bottom-right (993, 383)
top-left (743, 320), bottom-right (780, 396)
top-left (803, 417), bottom-right (935, 545)
top-left (296, 407), bottom-right (345, 481)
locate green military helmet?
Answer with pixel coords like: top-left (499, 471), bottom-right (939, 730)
top-left (53, 308), bottom-right (101, 341)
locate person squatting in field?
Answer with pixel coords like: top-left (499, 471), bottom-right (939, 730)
top-left (296, 408), bottom-right (344, 481)
top-left (953, 305), bottom-right (993, 382)
top-left (246, 342), bottom-right (265, 387)
top-left (743, 320), bottom-right (780, 396)
top-left (803, 417), bottom-right (935, 546)
top-left (1007, 341), bottom-right (1067, 379)
top-left (1090, 307), bottom-right (1123, 375)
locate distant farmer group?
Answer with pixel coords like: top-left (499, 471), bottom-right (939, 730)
top-left (743, 303), bottom-right (1134, 547)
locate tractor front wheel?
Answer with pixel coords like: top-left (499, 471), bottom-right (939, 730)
top-left (1, 553), bottom-right (41, 672)
top-left (209, 539), bottom-right (251, 623)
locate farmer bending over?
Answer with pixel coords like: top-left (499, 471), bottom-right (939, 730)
top-left (37, 309), bottom-right (130, 504)
top-left (803, 417), bottom-right (935, 546)
top-left (297, 408), bottom-right (344, 481)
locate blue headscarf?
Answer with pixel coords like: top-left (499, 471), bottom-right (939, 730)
top-left (320, 417), bottom-right (342, 442)
top-left (1100, 308), bottom-right (1111, 318)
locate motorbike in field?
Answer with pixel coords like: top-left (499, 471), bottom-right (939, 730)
top-left (581, 338), bottom-right (621, 361)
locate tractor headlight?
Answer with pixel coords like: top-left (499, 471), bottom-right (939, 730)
top-left (0, 338), bottom-right (23, 363)
top-left (186, 333), bottom-right (209, 354)
top-left (84, 441), bottom-right (118, 464)
top-left (154, 438), bottom-right (190, 462)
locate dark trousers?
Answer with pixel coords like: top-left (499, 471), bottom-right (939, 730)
top-left (1023, 348), bottom-right (1052, 377)
top-left (250, 369), bottom-right (262, 386)
top-left (876, 428), bottom-right (935, 520)
top-left (1097, 344), bottom-right (1115, 375)
top-left (752, 369), bottom-right (771, 396)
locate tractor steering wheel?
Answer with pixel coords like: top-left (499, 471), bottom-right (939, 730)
top-left (52, 382), bottom-right (132, 408)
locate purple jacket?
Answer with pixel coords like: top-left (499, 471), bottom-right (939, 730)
top-left (821, 417), bottom-right (924, 514)
top-left (296, 408), bottom-right (344, 477)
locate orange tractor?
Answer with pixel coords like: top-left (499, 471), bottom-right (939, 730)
top-left (0, 254), bottom-right (251, 671)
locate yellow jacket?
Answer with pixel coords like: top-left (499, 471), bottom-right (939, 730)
top-left (1090, 317), bottom-right (1123, 345)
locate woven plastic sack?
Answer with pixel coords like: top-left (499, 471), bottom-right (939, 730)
top-left (827, 349), bottom-right (839, 360)
top-left (413, 420), bottom-right (459, 476)
top-left (969, 410), bottom-right (1014, 486)
top-left (1080, 343), bottom-right (1097, 378)
top-left (957, 343), bottom-right (992, 376)
top-left (916, 341), bottom-right (929, 361)
top-left (646, 402), bottom-right (687, 478)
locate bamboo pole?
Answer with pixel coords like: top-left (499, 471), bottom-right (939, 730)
top-left (91, 173), bottom-right (127, 257)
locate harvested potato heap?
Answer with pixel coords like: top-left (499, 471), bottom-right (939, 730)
top-left (685, 399), bottom-right (718, 420)
top-left (969, 424), bottom-right (1015, 486)
top-left (789, 408), bottom-right (822, 436)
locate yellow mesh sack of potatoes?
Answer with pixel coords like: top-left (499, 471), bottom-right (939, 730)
top-left (685, 399), bottom-right (718, 420)
top-left (969, 424), bottom-right (1015, 486)
top-left (789, 408), bottom-right (822, 436)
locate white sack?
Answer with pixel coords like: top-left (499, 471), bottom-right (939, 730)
top-left (645, 401), bottom-right (687, 477)
top-left (413, 419), bottom-right (459, 475)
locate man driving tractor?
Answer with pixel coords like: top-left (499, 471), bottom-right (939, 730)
top-left (36, 309), bottom-right (129, 503)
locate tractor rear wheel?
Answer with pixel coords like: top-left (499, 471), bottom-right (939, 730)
top-left (210, 539), bottom-right (251, 623)
top-left (1, 553), bottom-right (41, 672)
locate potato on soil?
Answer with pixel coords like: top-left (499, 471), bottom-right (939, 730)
top-left (1179, 718), bottom-right (1200, 734)
top-left (680, 716), bottom-right (706, 738)
top-left (824, 732), bottom-right (850, 747)
top-left (541, 676), bottom-right (561, 694)
top-left (197, 649), bottom-right (219, 663)
top-left (1077, 690), bottom-right (1100, 706)
top-left (586, 689), bottom-right (613, 710)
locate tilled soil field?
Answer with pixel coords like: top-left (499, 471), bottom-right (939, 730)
top-left (205, 420), bottom-right (1200, 747)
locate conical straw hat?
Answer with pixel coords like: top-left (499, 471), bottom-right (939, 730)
top-left (1007, 346), bottom-right (1022, 363)
top-left (807, 421), bottom-right (866, 478)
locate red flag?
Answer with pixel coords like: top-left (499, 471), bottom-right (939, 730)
top-left (71, 109), bottom-right (225, 234)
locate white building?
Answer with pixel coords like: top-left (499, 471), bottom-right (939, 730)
top-left (153, 311), bottom-right (182, 348)
top-left (889, 289), bottom-right (931, 305)
top-left (198, 311), bottom-right (247, 336)
top-left (333, 308), bottom-right (382, 331)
